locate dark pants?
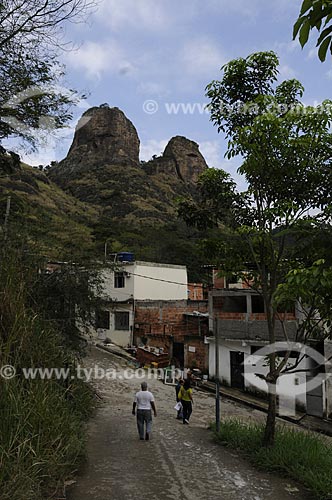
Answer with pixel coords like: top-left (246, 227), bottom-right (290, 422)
top-left (182, 400), bottom-right (192, 423)
top-left (137, 409), bottom-right (152, 439)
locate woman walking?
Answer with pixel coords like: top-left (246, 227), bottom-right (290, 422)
top-left (178, 378), bottom-right (193, 424)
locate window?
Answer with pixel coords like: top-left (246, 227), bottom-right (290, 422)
top-left (252, 295), bottom-right (265, 313)
top-left (115, 311), bottom-right (129, 330)
top-left (96, 310), bottom-right (110, 329)
top-left (217, 295), bottom-right (247, 313)
top-left (114, 271), bottom-right (125, 288)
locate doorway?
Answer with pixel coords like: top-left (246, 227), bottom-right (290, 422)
top-left (230, 351), bottom-right (245, 390)
top-left (173, 342), bottom-right (184, 368)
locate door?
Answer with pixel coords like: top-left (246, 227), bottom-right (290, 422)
top-left (230, 351), bottom-right (245, 390)
top-left (306, 375), bottom-right (324, 418)
top-left (173, 342), bottom-right (184, 368)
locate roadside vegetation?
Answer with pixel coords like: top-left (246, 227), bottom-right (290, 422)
top-left (0, 245), bottom-right (97, 499)
top-left (212, 419), bottom-right (332, 500)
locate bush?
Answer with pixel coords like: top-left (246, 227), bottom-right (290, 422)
top-left (0, 249), bottom-right (95, 499)
top-left (212, 419), bottom-right (332, 500)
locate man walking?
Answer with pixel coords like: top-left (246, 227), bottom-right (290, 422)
top-left (132, 381), bottom-right (157, 441)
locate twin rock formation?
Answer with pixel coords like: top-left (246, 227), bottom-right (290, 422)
top-left (49, 106), bottom-right (208, 223)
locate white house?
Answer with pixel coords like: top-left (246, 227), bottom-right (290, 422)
top-left (208, 288), bottom-right (330, 419)
top-left (208, 337), bottom-right (311, 415)
top-left (92, 258), bottom-right (188, 347)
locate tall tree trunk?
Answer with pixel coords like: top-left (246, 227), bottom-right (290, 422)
top-left (262, 275), bottom-right (277, 447)
top-left (263, 384), bottom-right (277, 446)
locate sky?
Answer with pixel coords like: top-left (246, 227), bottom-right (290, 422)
top-left (10, 0), bottom-right (332, 189)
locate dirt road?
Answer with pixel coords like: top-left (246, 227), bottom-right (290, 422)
top-left (68, 347), bottom-right (313, 500)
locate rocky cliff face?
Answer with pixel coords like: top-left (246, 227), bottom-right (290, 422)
top-left (48, 106), bottom-right (208, 223)
top-left (48, 106), bottom-right (140, 188)
top-left (144, 136), bottom-right (208, 183)
top-left (69, 106), bottom-right (140, 167)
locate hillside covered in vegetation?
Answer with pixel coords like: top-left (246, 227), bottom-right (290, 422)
top-left (1, 106), bottom-right (216, 279)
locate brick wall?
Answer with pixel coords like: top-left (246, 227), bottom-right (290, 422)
top-left (133, 300), bottom-right (209, 371)
top-left (184, 337), bottom-right (208, 371)
top-left (136, 347), bottom-right (170, 368)
top-left (212, 270), bottom-right (225, 289)
top-left (188, 283), bottom-right (204, 301)
top-left (134, 300), bottom-right (208, 340)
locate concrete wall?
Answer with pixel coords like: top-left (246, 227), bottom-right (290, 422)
top-left (100, 268), bottom-right (134, 301)
top-left (92, 304), bottom-right (134, 347)
top-left (208, 290), bottom-right (297, 341)
top-left (208, 339), bottom-right (307, 410)
top-left (96, 261), bottom-right (189, 347)
top-left (100, 261), bottom-right (188, 302)
top-left (325, 340), bottom-right (332, 419)
top-left (133, 262), bottom-right (188, 300)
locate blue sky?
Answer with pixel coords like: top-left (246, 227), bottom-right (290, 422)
top-left (16, 0), bottom-right (332, 189)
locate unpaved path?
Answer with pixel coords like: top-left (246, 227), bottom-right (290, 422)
top-left (68, 347), bottom-right (314, 500)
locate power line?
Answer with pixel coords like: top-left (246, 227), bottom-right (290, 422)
top-left (126, 270), bottom-right (204, 288)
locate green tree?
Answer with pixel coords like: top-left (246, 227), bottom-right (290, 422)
top-left (275, 259), bottom-right (332, 342)
top-left (31, 261), bottom-right (103, 352)
top-left (181, 51), bottom-right (332, 446)
top-left (0, 0), bottom-right (95, 147)
top-left (294, 0), bottom-right (332, 61)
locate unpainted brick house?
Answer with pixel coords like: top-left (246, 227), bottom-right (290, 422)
top-left (134, 300), bottom-right (209, 371)
top-left (90, 255), bottom-right (209, 371)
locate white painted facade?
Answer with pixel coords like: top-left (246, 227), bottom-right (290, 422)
top-left (92, 261), bottom-right (188, 347)
top-left (101, 261), bottom-right (188, 301)
top-left (208, 339), bottom-right (318, 414)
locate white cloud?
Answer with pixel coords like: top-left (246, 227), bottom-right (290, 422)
top-left (308, 48), bottom-right (317, 60)
top-left (96, 0), bottom-right (170, 31)
top-left (279, 64), bottom-right (297, 79)
top-left (222, 156), bottom-right (247, 192)
top-left (140, 139), bottom-right (168, 162)
top-left (137, 81), bottom-right (170, 98)
top-left (66, 40), bottom-right (135, 79)
top-left (198, 140), bottom-right (246, 190)
top-left (180, 38), bottom-right (225, 77)
top-left (200, 0), bottom-right (260, 19)
top-left (199, 141), bottom-right (222, 168)
top-left (275, 41), bottom-right (299, 55)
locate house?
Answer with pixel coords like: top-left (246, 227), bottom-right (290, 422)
top-left (134, 300), bottom-right (209, 370)
top-left (92, 254), bottom-right (188, 347)
top-left (90, 253), bottom-right (210, 370)
top-left (208, 285), bottom-right (331, 418)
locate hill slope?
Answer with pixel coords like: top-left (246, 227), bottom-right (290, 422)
top-left (1, 106), bottom-right (213, 279)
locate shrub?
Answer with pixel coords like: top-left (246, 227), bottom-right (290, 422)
top-left (212, 419), bottom-right (332, 500)
top-left (0, 248), bottom-right (95, 499)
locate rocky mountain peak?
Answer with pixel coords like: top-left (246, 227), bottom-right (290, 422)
top-left (143, 135), bottom-right (208, 184)
top-left (163, 135), bottom-right (208, 182)
top-left (48, 106), bottom-right (209, 211)
top-left (66, 105), bottom-right (140, 168)
top-left (48, 105), bottom-right (141, 190)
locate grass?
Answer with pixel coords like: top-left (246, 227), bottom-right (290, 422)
top-left (0, 249), bottom-right (95, 499)
top-left (211, 419), bottom-right (332, 500)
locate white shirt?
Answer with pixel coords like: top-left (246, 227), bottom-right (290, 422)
top-left (134, 390), bottom-right (154, 410)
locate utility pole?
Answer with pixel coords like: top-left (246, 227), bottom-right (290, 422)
top-left (215, 316), bottom-right (220, 432)
top-left (3, 195), bottom-right (11, 241)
